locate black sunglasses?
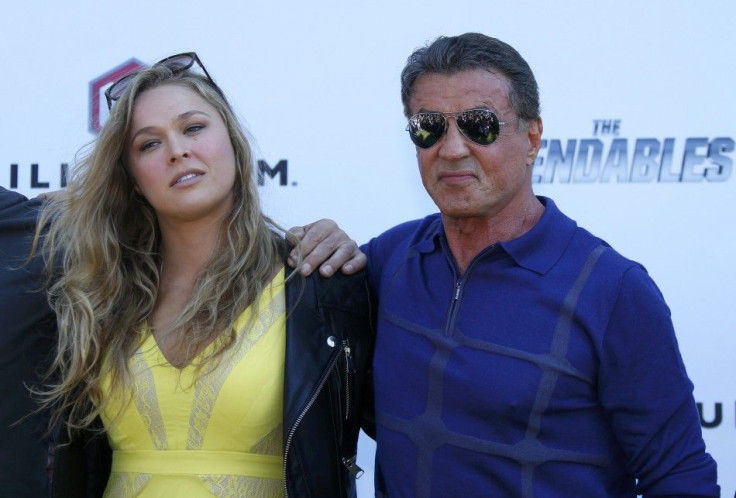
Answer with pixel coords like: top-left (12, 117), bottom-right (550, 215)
top-left (406, 108), bottom-right (506, 149)
top-left (104, 52), bottom-right (219, 110)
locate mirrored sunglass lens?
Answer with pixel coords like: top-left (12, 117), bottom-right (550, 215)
top-left (457, 110), bottom-right (500, 145)
top-left (408, 114), bottom-right (446, 148)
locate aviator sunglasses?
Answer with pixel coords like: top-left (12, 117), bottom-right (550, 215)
top-left (104, 52), bottom-right (220, 110)
top-left (406, 108), bottom-right (506, 149)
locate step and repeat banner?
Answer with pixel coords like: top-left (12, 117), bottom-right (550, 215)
top-left (1, 1), bottom-right (734, 494)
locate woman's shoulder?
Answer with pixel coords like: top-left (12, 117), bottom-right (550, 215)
top-left (295, 269), bottom-right (369, 314)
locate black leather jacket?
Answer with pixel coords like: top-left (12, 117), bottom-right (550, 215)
top-left (50, 270), bottom-right (374, 498)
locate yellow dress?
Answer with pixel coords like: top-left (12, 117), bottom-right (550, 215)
top-left (99, 270), bottom-right (286, 497)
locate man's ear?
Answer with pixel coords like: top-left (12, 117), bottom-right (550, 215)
top-left (526, 117), bottom-right (543, 167)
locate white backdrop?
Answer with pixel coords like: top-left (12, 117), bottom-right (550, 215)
top-left (1, 1), bottom-right (734, 494)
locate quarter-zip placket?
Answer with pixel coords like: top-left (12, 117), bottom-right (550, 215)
top-left (444, 278), bottom-right (464, 335)
top-left (442, 242), bottom-right (497, 336)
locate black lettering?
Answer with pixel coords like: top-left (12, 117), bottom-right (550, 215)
top-left (592, 119), bottom-right (621, 136)
top-left (697, 402), bottom-right (722, 428)
top-left (611, 120), bottom-right (621, 136)
top-left (30, 164), bottom-right (50, 189)
top-left (592, 120), bottom-right (603, 136)
top-left (61, 163), bottom-right (68, 188)
top-left (257, 159), bottom-right (288, 186)
top-left (10, 163), bottom-right (18, 189)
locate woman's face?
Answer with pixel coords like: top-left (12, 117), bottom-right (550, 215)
top-left (125, 83), bottom-right (237, 228)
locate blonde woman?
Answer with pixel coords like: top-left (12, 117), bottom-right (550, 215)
top-left (38, 53), bottom-right (373, 498)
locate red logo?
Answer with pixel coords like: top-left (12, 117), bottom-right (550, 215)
top-left (89, 58), bottom-right (145, 134)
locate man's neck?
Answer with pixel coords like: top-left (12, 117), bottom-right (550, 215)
top-left (442, 197), bottom-right (544, 275)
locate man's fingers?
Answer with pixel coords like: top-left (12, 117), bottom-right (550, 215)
top-left (329, 250), bottom-right (367, 276)
top-left (300, 232), bottom-right (344, 276)
top-left (286, 225), bottom-right (308, 268)
top-left (286, 225), bottom-right (306, 243)
top-left (287, 219), bottom-right (365, 276)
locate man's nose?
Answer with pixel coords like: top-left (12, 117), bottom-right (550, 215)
top-left (436, 119), bottom-right (471, 161)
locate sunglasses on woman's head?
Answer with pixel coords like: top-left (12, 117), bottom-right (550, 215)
top-left (104, 52), bottom-right (220, 110)
top-left (406, 108), bottom-right (506, 149)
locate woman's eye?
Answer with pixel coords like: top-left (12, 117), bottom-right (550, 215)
top-left (186, 124), bottom-right (205, 134)
top-left (139, 141), bottom-right (159, 152)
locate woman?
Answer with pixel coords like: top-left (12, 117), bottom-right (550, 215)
top-left (38, 53), bottom-right (373, 497)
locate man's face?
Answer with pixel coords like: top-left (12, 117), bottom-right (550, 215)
top-left (408, 68), bottom-right (542, 223)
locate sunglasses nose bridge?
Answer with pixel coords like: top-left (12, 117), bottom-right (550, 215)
top-left (443, 114), bottom-right (467, 140)
top-left (435, 114), bottom-right (473, 157)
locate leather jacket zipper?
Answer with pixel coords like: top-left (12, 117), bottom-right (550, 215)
top-left (343, 339), bottom-right (354, 420)
top-left (342, 455), bottom-right (364, 478)
top-left (341, 341), bottom-right (363, 478)
top-left (283, 342), bottom-right (355, 497)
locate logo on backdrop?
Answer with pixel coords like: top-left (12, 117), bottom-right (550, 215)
top-left (88, 58), bottom-right (146, 134)
top-left (532, 119), bottom-right (734, 183)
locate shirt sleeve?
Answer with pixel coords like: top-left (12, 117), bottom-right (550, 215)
top-left (360, 236), bottom-right (384, 301)
top-left (599, 265), bottom-right (719, 496)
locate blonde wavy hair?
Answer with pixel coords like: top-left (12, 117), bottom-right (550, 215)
top-left (35, 63), bottom-right (285, 433)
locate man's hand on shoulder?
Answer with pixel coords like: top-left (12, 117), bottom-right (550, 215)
top-left (287, 219), bottom-right (366, 277)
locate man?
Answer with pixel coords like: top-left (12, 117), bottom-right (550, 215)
top-left (0, 186), bottom-right (365, 497)
top-left (0, 187), bottom-right (56, 496)
top-left (361, 33), bottom-right (718, 496)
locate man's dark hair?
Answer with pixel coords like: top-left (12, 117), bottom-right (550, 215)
top-left (400, 33), bottom-right (540, 122)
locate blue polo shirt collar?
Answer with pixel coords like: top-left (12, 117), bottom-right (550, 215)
top-left (498, 197), bottom-right (577, 274)
top-left (414, 197), bottom-right (577, 275)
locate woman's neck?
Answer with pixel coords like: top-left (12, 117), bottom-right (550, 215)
top-left (150, 218), bottom-right (224, 337)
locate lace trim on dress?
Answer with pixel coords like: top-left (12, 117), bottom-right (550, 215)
top-left (200, 474), bottom-right (283, 498)
top-left (130, 350), bottom-right (168, 449)
top-left (251, 423), bottom-right (283, 457)
top-left (187, 286), bottom-right (286, 450)
top-left (104, 472), bottom-right (151, 497)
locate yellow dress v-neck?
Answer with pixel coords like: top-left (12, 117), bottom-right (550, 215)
top-left (99, 269), bottom-right (286, 497)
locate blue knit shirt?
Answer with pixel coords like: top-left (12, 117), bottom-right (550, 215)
top-left (363, 197), bottom-right (718, 497)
